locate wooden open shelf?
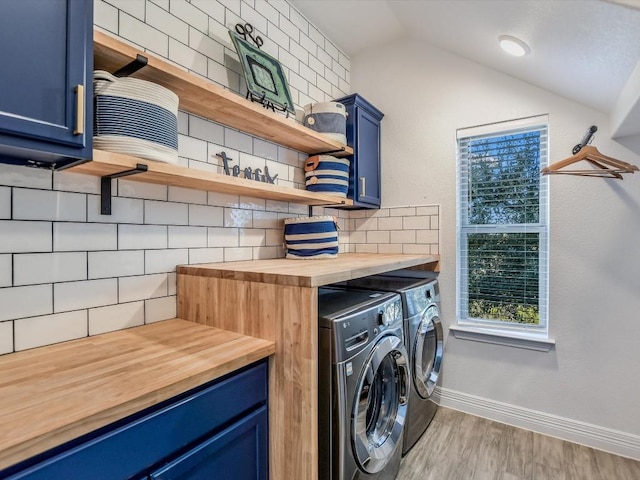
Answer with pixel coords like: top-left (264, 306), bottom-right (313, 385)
top-left (93, 30), bottom-right (352, 157)
top-left (70, 149), bottom-right (353, 206)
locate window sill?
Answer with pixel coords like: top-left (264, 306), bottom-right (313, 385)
top-left (449, 325), bottom-right (556, 352)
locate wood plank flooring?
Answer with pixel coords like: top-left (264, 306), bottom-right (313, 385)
top-left (397, 407), bottom-right (640, 480)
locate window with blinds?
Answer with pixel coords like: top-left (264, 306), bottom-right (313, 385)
top-left (457, 116), bottom-right (549, 332)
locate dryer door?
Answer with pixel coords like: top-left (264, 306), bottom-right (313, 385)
top-left (413, 304), bottom-right (444, 399)
top-left (351, 335), bottom-right (409, 474)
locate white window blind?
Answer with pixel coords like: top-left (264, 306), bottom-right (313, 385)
top-left (457, 116), bottom-right (549, 333)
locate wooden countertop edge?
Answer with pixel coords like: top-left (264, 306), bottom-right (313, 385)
top-left (176, 253), bottom-right (440, 287)
top-left (0, 319), bottom-right (275, 471)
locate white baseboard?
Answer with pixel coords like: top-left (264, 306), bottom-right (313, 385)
top-left (433, 386), bottom-right (640, 461)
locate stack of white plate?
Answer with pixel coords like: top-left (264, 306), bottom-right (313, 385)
top-left (93, 70), bottom-right (179, 164)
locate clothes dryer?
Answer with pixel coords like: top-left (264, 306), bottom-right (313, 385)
top-left (318, 287), bottom-right (409, 480)
top-left (333, 274), bottom-right (443, 456)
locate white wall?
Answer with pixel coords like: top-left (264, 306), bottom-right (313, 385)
top-left (351, 39), bottom-right (640, 449)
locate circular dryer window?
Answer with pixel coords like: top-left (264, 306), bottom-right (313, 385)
top-left (413, 305), bottom-right (444, 399)
top-left (352, 335), bottom-right (409, 474)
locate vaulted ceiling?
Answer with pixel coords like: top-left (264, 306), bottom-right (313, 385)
top-left (290, 0), bottom-right (640, 151)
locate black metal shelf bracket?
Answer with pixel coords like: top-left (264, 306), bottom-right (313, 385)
top-left (101, 163), bottom-right (148, 215)
top-left (113, 54), bottom-right (148, 77)
top-left (314, 146), bottom-right (347, 156)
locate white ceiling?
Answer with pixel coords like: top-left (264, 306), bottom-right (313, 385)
top-left (289, 0), bottom-right (640, 117)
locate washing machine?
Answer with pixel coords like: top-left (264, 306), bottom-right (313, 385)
top-left (318, 287), bottom-right (410, 480)
top-left (334, 273), bottom-right (443, 456)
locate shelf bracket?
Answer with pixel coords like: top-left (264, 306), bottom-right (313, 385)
top-left (314, 147), bottom-right (347, 156)
top-left (101, 163), bottom-right (148, 215)
top-left (113, 54), bottom-right (148, 77)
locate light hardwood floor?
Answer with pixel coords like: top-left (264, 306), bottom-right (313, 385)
top-left (397, 407), bottom-right (640, 480)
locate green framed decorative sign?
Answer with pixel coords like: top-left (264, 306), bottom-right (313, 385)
top-left (229, 24), bottom-right (295, 115)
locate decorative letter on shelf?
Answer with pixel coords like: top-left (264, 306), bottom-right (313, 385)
top-left (216, 151), bottom-right (278, 184)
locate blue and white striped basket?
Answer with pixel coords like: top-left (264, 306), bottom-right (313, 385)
top-left (304, 155), bottom-right (350, 197)
top-left (283, 216), bottom-right (339, 259)
top-left (93, 70), bottom-right (179, 164)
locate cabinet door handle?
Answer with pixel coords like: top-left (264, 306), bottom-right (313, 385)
top-left (74, 84), bottom-right (85, 135)
top-left (360, 176), bottom-right (366, 196)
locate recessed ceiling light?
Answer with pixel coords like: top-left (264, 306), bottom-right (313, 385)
top-left (499, 35), bottom-right (530, 57)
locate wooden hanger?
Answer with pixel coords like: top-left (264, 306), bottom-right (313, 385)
top-left (541, 126), bottom-right (639, 179)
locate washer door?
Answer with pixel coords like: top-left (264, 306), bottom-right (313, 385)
top-left (351, 335), bottom-right (409, 474)
top-left (413, 304), bottom-right (444, 399)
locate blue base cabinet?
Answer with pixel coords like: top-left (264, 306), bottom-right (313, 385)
top-left (1, 361), bottom-right (268, 480)
top-left (335, 94), bottom-right (384, 208)
top-left (0, 0), bottom-right (93, 170)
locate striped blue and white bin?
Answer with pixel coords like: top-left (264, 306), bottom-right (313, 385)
top-left (304, 155), bottom-right (350, 197)
top-left (93, 70), bottom-right (179, 164)
top-left (283, 216), bottom-right (339, 259)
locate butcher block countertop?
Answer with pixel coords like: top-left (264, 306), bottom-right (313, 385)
top-left (0, 319), bottom-right (275, 471)
top-left (177, 253), bottom-right (440, 287)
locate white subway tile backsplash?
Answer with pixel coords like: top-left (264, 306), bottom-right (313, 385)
top-left (178, 110), bottom-right (189, 134)
top-left (378, 244), bottom-right (403, 254)
top-left (308, 24), bottom-right (324, 48)
top-left (105, 0), bottom-right (145, 20)
top-left (13, 189), bottom-right (86, 222)
top-left (88, 195), bottom-right (144, 224)
top-left (390, 230), bottom-right (416, 244)
top-left (253, 246), bottom-right (279, 259)
top-left (324, 40), bottom-right (339, 61)
top-left (389, 207), bottom-right (416, 217)
top-left (255, 0), bottom-right (279, 24)
top-left (168, 226), bottom-right (207, 248)
top-left (178, 134), bottom-right (209, 163)
top-left (0, 221), bottom-right (52, 253)
top-left (269, 0), bottom-right (288, 16)
top-left (54, 223), bottom-right (117, 252)
top-left (253, 139), bottom-right (278, 161)
top-left (189, 247), bottom-right (224, 264)
top-left (253, 211), bottom-right (279, 229)
top-left (94, 0), bottom-right (119, 33)
top-left (119, 224), bottom-right (168, 250)
top-left (169, 38), bottom-right (207, 76)
top-left (191, 0), bottom-right (225, 20)
top-left (145, 249), bottom-right (188, 274)
top-left (119, 12), bottom-right (169, 57)
top-left (0, 284), bottom-right (52, 321)
top-left (403, 244), bottom-right (431, 255)
top-left (209, 18), bottom-right (233, 47)
top-left (0, 321), bottom-right (13, 354)
top-left (299, 62), bottom-right (316, 85)
top-left (224, 246), bottom-right (252, 262)
top-left (416, 230), bottom-right (439, 244)
top-left (224, 129), bottom-right (253, 154)
top-left (168, 272), bottom-right (177, 295)
top-left (0, 187), bottom-right (9, 219)
top-left (279, 15), bottom-right (299, 42)
top-left (15, 310), bottom-right (87, 351)
top-left (278, 47), bottom-right (299, 74)
top-left (189, 115), bottom-right (224, 144)
top-left (89, 301), bottom-right (145, 335)
top-left (88, 250), bottom-right (145, 279)
top-left (416, 206), bottom-right (439, 216)
top-left (208, 58), bottom-right (240, 91)
top-left (288, 5), bottom-right (308, 34)
top-left (0, 255), bottom-right (10, 287)
top-left (265, 228), bottom-right (283, 246)
top-left (54, 171), bottom-right (102, 194)
top-left (170, 0), bottom-right (209, 33)
top-left (265, 199), bottom-right (289, 213)
top-left (189, 204), bottom-right (224, 226)
top-left (119, 274), bottom-right (168, 302)
top-left (240, 2), bottom-right (268, 34)
top-left (189, 28), bottom-right (225, 63)
top-left (169, 186), bottom-right (208, 205)
top-left (208, 191), bottom-right (240, 207)
top-left (14, 252), bottom-right (87, 286)
top-left (267, 22), bottom-right (289, 50)
top-left (118, 179), bottom-right (168, 201)
top-left (239, 228), bottom-right (265, 247)
top-left (146, 1), bottom-right (189, 44)
top-left (403, 216), bottom-right (430, 230)
top-left (149, 0), bottom-right (169, 10)
top-left (307, 84), bottom-right (324, 103)
top-left (145, 295), bottom-right (177, 323)
top-left (145, 200), bottom-right (189, 225)
top-left (0, 164), bottom-right (51, 189)
top-left (54, 279), bottom-right (117, 312)
top-left (367, 231), bottom-right (390, 244)
top-left (224, 208), bottom-right (253, 227)
top-left (299, 33), bottom-right (317, 56)
top-left (355, 244), bottom-right (378, 254)
top-left (208, 227), bottom-right (238, 247)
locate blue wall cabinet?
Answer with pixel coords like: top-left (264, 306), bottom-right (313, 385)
top-left (0, 0), bottom-right (93, 170)
top-left (335, 94), bottom-right (384, 208)
top-left (1, 361), bottom-right (268, 480)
